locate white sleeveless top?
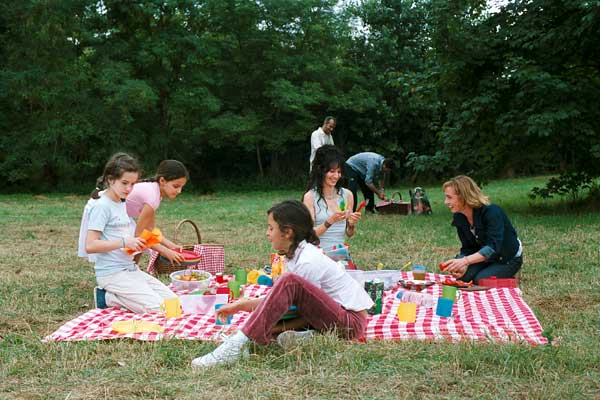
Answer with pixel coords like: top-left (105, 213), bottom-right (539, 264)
top-left (312, 188), bottom-right (347, 249)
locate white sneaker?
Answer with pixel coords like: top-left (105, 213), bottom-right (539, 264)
top-left (191, 333), bottom-right (249, 368)
top-left (276, 330), bottom-right (315, 349)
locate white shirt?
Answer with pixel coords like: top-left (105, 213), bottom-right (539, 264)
top-left (86, 194), bottom-right (137, 277)
top-left (310, 127), bottom-right (335, 167)
top-left (286, 241), bottom-right (374, 312)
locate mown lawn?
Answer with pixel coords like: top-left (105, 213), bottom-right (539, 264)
top-left (1, 176), bottom-right (598, 399)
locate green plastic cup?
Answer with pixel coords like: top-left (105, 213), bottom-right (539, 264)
top-left (442, 285), bottom-right (457, 301)
top-left (234, 268), bottom-right (247, 283)
top-left (228, 279), bottom-right (241, 299)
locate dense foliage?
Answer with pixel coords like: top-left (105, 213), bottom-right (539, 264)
top-left (1, 0), bottom-right (598, 195)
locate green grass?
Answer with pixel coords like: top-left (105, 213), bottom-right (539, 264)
top-left (1, 176), bottom-right (599, 399)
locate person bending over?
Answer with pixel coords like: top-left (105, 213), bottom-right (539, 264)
top-left (126, 159), bottom-right (189, 265)
top-left (344, 152), bottom-right (395, 213)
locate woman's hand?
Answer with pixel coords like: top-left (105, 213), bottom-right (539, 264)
top-left (124, 237), bottom-right (146, 251)
top-left (327, 210), bottom-right (347, 225)
top-left (442, 258), bottom-right (469, 279)
top-left (346, 211), bottom-right (361, 226)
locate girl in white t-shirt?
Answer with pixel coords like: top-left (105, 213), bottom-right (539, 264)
top-left (191, 200), bottom-right (373, 369)
top-left (126, 160), bottom-right (189, 264)
top-left (81, 153), bottom-right (176, 313)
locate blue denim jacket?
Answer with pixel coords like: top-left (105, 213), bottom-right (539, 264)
top-left (452, 204), bottom-right (520, 262)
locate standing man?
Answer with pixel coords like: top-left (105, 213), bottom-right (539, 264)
top-left (309, 116), bottom-right (336, 170)
top-left (345, 152), bottom-right (396, 213)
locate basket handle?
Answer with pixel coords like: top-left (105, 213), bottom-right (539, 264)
top-left (173, 219), bottom-right (202, 245)
top-left (390, 192), bottom-right (403, 201)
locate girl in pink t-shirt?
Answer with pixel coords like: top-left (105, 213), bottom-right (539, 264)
top-left (126, 160), bottom-right (189, 264)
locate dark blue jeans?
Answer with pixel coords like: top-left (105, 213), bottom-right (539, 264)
top-left (461, 256), bottom-right (523, 284)
top-left (345, 165), bottom-right (375, 212)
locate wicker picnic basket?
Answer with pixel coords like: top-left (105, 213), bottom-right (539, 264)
top-left (375, 192), bottom-right (411, 215)
top-left (154, 219), bottom-right (216, 275)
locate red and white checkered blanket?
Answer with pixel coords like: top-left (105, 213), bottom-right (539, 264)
top-left (43, 273), bottom-right (547, 345)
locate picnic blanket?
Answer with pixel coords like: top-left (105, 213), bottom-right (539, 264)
top-left (44, 273), bottom-right (547, 345)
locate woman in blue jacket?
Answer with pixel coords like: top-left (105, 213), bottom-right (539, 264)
top-left (440, 175), bottom-right (522, 284)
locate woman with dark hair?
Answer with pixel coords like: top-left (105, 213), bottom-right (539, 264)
top-left (191, 200), bottom-right (373, 369)
top-left (440, 175), bottom-right (523, 284)
top-left (302, 145), bottom-right (361, 250)
top-left (126, 160), bottom-right (189, 264)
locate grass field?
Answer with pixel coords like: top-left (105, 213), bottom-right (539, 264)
top-left (1, 176), bottom-right (599, 399)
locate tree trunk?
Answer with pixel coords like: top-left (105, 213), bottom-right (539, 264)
top-left (256, 142), bottom-right (264, 177)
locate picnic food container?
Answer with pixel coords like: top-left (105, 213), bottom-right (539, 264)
top-left (156, 219), bottom-right (203, 274)
top-left (478, 276), bottom-right (519, 288)
top-left (170, 269), bottom-right (212, 290)
top-left (375, 192), bottom-right (411, 215)
top-left (412, 265), bottom-right (426, 280)
top-left (179, 294), bottom-right (228, 314)
top-left (154, 219), bottom-right (225, 276)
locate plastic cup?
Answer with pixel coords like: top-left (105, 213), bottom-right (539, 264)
top-left (412, 265), bottom-right (426, 280)
top-left (214, 304), bottom-right (232, 325)
top-left (234, 268), bottom-right (247, 283)
top-left (436, 297), bottom-right (454, 318)
top-left (160, 297), bottom-right (182, 318)
top-left (442, 285), bottom-right (457, 301)
top-left (397, 302), bottom-right (417, 323)
top-left (228, 279), bottom-right (241, 299)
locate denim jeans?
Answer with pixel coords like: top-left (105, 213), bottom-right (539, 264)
top-left (345, 166), bottom-right (375, 212)
top-left (462, 256), bottom-right (523, 284)
top-left (241, 273), bottom-right (367, 345)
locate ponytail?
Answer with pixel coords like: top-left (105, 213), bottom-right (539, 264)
top-left (91, 152), bottom-right (140, 199)
top-left (138, 160), bottom-right (189, 183)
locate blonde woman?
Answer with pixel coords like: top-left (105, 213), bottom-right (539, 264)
top-left (440, 175), bottom-right (522, 284)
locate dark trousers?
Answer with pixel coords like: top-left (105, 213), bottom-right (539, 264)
top-left (462, 256), bottom-right (523, 284)
top-left (241, 273), bottom-right (367, 345)
top-left (344, 165), bottom-right (375, 212)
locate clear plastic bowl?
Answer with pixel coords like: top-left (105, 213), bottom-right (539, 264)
top-left (169, 269), bottom-right (213, 290)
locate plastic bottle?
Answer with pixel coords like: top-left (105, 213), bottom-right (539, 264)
top-left (396, 290), bottom-right (435, 308)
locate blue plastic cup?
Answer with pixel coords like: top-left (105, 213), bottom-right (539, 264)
top-left (215, 303), bottom-right (232, 325)
top-left (436, 297), bottom-right (454, 318)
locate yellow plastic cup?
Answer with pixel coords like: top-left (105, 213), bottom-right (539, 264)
top-left (397, 302), bottom-right (417, 323)
top-left (160, 297), bottom-right (182, 318)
